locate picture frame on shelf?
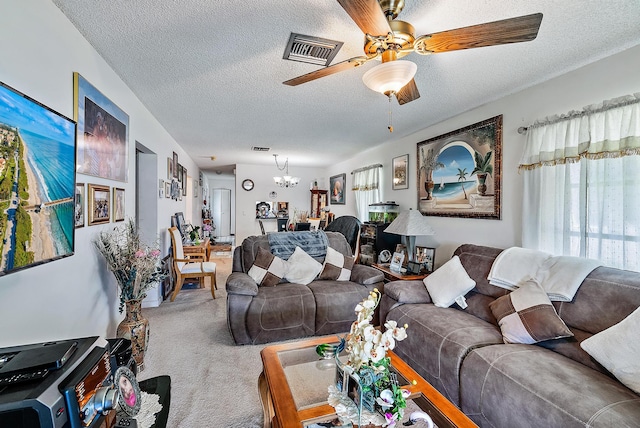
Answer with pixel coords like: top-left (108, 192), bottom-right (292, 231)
top-left (392, 154), bottom-right (409, 190)
top-left (88, 184), bottom-right (110, 225)
top-left (113, 188), bottom-right (125, 222)
top-left (74, 72), bottom-right (129, 182)
top-left (75, 183), bottom-right (85, 228)
top-left (415, 246), bottom-right (436, 273)
top-left (329, 173), bottom-right (345, 205)
top-left (417, 115), bottom-right (502, 219)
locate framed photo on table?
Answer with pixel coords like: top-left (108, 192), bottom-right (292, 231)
top-left (415, 246), bottom-right (436, 273)
top-left (390, 251), bottom-right (405, 272)
top-left (88, 184), bottom-right (110, 225)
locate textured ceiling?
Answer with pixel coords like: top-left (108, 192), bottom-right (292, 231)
top-left (51, 0), bottom-right (640, 174)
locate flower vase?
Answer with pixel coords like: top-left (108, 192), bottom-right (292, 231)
top-left (116, 299), bottom-right (149, 372)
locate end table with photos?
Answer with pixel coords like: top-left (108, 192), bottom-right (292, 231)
top-left (372, 263), bottom-right (429, 282)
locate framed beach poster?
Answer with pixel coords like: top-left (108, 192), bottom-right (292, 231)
top-left (88, 184), bottom-right (110, 225)
top-left (113, 188), bottom-right (125, 222)
top-left (417, 115), bottom-right (502, 219)
top-left (0, 81), bottom-right (77, 276)
top-left (392, 154), bottom-right (409, 190)
top-left (330, 173), bottom-right (345, 205)
top-left (74, 72), bottom-right (129, 182)
top-left (75, 183), bottom-right (85, 228)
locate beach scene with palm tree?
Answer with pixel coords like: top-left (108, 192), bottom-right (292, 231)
top-left (430, 144), bottom-right (476, 205)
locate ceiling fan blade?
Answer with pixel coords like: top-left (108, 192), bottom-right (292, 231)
top-left (395, 79), bottom-right (420, 105)
top-left (415, 13), bottom-right (543, 54)
top-left (337, 0), bottom-right (391, 36)
top-left (283, 56), bottom-right (370, 86)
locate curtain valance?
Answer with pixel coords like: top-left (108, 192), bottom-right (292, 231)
top-left (519, 93), bottom-right (640, 171)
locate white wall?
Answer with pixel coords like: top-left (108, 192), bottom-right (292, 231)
top-left (235, 163), bottom-right (325, 244)
top-left (0, 0), bottom-right (202, 347)
top-left (327, 44), bottom-right (640, 270)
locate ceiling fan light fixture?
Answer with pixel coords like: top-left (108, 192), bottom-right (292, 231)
top-left (362, 60), bottom-right (417, 96)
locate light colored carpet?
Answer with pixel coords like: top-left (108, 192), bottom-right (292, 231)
top-left (139, 254), bottom-right (264, 427)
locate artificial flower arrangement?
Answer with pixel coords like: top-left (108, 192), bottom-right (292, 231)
top-left (94, 219), bottom-right (165, 312)
top-left (327, 289), bottom-right (409, 427)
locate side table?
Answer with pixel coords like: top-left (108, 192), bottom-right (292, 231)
top-left (372, 263), bottom-right (429, 282)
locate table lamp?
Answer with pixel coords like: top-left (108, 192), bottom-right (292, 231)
top-left (384, 209), bottom-right (435, 263)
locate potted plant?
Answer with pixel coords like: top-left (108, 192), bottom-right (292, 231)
top-left (471, 150), bottom-right (493, 196)
top-left (419, 147), bottom-right (444, 200)
top-left (94, 219), bottom-right (165, 371)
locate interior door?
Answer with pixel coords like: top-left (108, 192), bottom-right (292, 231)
top-left (212, 188), bottom-right (231, 237)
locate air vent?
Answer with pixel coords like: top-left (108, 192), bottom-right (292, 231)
top-left (283, 33), bottom-right (343, 66)
top-left (251, 146), bottom-right (270, 152)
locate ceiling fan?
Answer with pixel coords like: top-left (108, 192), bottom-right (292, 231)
top-left (283, 0), bottom-right (543, 106)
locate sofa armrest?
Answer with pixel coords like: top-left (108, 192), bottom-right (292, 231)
top-left (226, 272), bottom-right (259, 296)
top-left (350, 264), bottom-right (385, 285)
top-left (384, 280), bottom-right (431, 304)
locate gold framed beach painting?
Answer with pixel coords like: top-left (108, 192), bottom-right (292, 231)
top-left (89, 184), bottom-right (110, 225)
top-left (0, 81), bottom-right (76, 276)
top-left (74, 72), bottom-right (129, 182)
top-left (417, 115), bottom-right (502, 219)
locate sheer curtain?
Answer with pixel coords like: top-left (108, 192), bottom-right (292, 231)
top-left (520, 93), bottom-right (640, 271)
top-left (352, 166), bottom-right (382, 222)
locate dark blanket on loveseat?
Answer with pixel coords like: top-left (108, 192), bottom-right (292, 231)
top-left (379, 244), bottom-right (640, 428)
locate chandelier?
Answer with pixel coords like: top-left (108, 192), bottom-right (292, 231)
top-left (273, 154), bottom-right (300, 188)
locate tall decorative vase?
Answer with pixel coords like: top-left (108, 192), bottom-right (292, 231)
top-left (424, 180), bottom-right (435, 200)
top-left (476, 173), bottom-right (488, 196)
top-left (116, 299), bottom-right (149, 372)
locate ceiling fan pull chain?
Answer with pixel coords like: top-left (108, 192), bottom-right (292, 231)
top-left (388, 95), bottom-right (394, 133)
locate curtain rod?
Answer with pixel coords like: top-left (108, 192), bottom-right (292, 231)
top-left (518, 92), bottom-right (640, 135)
top-left (351, 163), bottom-right (383, 175)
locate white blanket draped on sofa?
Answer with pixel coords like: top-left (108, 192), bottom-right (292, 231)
top-left (488, 247), bottom-right (601, 301)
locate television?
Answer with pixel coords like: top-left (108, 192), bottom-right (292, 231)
top-left (0, 81), bottom-right (77, 276)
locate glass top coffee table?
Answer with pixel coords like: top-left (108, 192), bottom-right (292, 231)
top-left (259, 336), bottom-right (477, 428)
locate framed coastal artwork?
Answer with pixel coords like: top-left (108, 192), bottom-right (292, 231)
top-left (330, 173), bottom-right (346, 205)
top-left (113, 188), bottom-right (125, 222)
top-left (417, 115), bottom-right (502, 219)
top-left (392, 154), bottom-right (409, 190)
top-left (0, 81), bottom-right (77, 276)
top-left (74, 72), bottom-right (129, 182)
top-left (75, 183), bottom-right (85, 228)
top-left (88, 184), bottom-right (110, 225)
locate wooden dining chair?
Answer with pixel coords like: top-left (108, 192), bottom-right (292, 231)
top-left (169, 227), bottom-right (216, 301)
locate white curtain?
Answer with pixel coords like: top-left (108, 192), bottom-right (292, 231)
top-left (520, 93), bottom-right (640, 271)
top-left (352, 166), bottom-right (382, 222)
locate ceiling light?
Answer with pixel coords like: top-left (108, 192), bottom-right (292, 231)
top-left (362, 60), bottom-right (417, 96)
top-left (273, 154), bottom-right (300, 188)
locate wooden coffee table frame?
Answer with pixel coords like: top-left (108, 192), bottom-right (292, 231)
top-left (259, 336), bottom-right (476, 428)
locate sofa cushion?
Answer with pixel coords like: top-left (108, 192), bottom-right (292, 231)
top-left (423, 255), bottom-right (476, 308)
top-left (284, 246), bottom-right (322, 285)
top-left (460, 344), bottom-right (640, 428)
top-left (581, 306), bottom-right (640, 394)
top-left (318, 246), bottom-right (355, 281)
top-left (386, 303), bottom-right (503, 406)
top-left (489, 279), bottom-right (573, 344)
top-left (307, 280), bottom-right (374, 336)
top-left (247, 247), bottom-right (287, 287)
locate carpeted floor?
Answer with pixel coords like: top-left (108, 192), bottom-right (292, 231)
top-left (139, 254), bottom-right (265, 427)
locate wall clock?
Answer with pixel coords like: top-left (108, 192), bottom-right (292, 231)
top-left (242, 179), bottom-right (254, 191)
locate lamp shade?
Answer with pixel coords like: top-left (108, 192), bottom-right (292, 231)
top-left (362, 60), bottom-right (417, 95)
top-left (384, 209), bottom-right (435, 236)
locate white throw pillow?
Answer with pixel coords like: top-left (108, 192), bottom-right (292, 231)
top-left (284, 246), bottom-right (323, 285)
top-left (580, 306), bottom-right (640, 394)
top-left (423, 255), bottom-right (476, 308)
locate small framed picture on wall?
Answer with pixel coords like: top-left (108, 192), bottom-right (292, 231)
top-left (113, 188), bottom-right (125, 222)
top-left (88, 184), bottom-right (110, 225)
top-left (75, 183), bottom-right (85, 228)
